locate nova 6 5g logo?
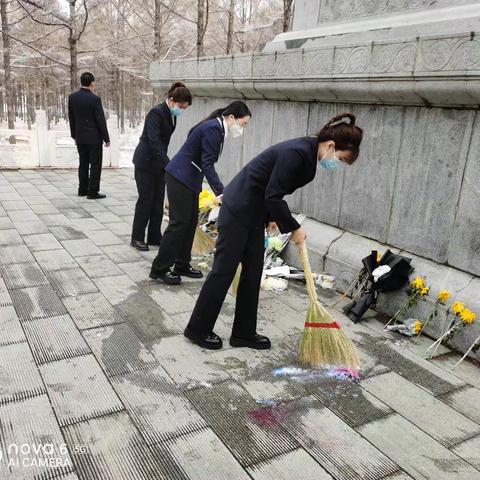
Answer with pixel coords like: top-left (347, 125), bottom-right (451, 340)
top-left (0, 443), bottom-right (86, 469)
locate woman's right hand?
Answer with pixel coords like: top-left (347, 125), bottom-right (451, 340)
top-left (215, 194), bottom-right (223, 205)
top-left (291, 227), bottom-right (307, 245)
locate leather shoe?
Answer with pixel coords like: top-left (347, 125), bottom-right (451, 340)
top-left (149, 269), bottom-right (181, 285)
top-left (130, 240), bottom-right (149, 251)
top-left (87, 193), bottom-right (106, 199)
top-left (148, 242), bottom-right (161, 247)
top-left (184, 327), bottom-right (222, 350)
top-left (172, 265), bottom-right (203, 279)
top-left (78, 192), bottom-right (87, 197)
top-left (230, 334), bottom-right (271, 350)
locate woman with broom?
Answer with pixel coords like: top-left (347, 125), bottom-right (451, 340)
top-left (149, 101), bottom-right (252, 285)
top-left (184, 113), bottom-right (363, 350)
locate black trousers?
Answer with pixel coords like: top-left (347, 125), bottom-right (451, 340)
top-left (77, 143), bottom-right (103, 196)
top-left (188, 204), bottom-right (264, 338)
top-left (151, 173), bottom-right (198, 274)
top-left (131, 168), bottom-right (165, 244)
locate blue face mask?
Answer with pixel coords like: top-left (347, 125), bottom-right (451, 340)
top-left (319, 149), bottom-right (341, 170)
top-left (171, 106), bottom-right (183, 117)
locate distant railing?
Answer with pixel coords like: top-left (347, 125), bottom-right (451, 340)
top-left (0, 110), bottom-right (120, 169)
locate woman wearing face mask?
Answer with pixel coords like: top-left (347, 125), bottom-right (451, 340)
top-left (131, 82), bottom-right (193, 251)
top-left (149, 100), bottom-right (252, 285)
top-left (184, 113), bottom-right (363, 350)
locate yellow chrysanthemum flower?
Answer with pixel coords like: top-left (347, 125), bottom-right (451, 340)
top-left (413, 320), bottom-right (423, 334)
top-left (460, 309), bottom-right (477, 325)
top-left (452, 301), bottom-right (465, 315)
top-left (420, 287), bottom-right (430, 296)
top-left (437, 289), bottom-right (451, 303)
top-left (199, 190), bottom-right (216, 210)
top-left (376, 251), bottom-right (382, 263)
top-left (411, 276), bottom-right (426, 290)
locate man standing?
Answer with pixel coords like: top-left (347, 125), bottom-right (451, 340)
top-left (68, 72), bottom-right (110, 199)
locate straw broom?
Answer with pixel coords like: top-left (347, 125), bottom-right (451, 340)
top-left (299, 243), bottom-right (360, 370)
top-left (230, 264), bottom-right (242, 297)
top-left (192, 226), bottom-right (216, 256)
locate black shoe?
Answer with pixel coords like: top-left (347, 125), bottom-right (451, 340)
top-left (147, 242), bottom-right (161, 248)
top-left (172, 265), bottom-right (203, 279)
top-left (87, 193), bottom-right (106, 199)
top-left (230, 334), bottom-right (271, 350)
top-left (131, 240), bottom-right (149, 251)
top-left (149, 269), bottom-right (181, 285)
top-left (78, 192), bottom-right (87, 197)
top-left (184, 327), bottom-right (222, 350)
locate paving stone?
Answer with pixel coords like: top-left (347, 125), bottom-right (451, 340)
top-left (1, 199), bottom-right (29, 210)
top-left (84, 229), bottom-right (123, 246)
top-left (33, 249), bottom-right (78, 272)
top-left (29, 203), bottom-right (60, 215)
top-left (49, 225), bottom-right (87, 241)
top-left (439, 386), bottom-right (480, 425)
top-left (40, 355), bottom-right (124, 426)
top-left (0, 216), bottom-right (14, 229)
top-left (358, 414), bottom-right (479, 480)
top-left (156, 428), bottom-right (250, 480)
top-left (361, 339), bottom-right (466, 396)
top-left (103, 221), bottom-right (132, 236)
top-left (13, 220), bottom-right (49, 235)
top-left (452, 435), bottom-right (480, 470)
top-left (0, 245), bottom-right (35, 265)
top-left (61, 208), bottom-right (91, 220)
top-left (248, 449), bottom-right (334, 480)
top-left (62, 292), bottom-right (124, 330)
top-left (141, 280), bottom-right (197, 314)
top-left (257, 296), bottom-right (305, 335)
top-left (8, 209), bottom-right (39, 222)
top-left (0, 305), bottom-right (25, 346)
top-left (23, 232), bottom-right (63, 252)
top-left (24, 194), bottom-right (51, 205)
top-left (70, 218), bottom-right (104, 232)
top-left (89, 210), bottom-right (124, 223)
top-left (75, 254), bottom-right (123, 278)
top-left (278, 398), bottom-right (400, 480)
top-left (61, 238), bottom-right (102, 257)
top-left (93, 274), bottom-right (139, 305)
top-left (10, 285), bottom-right (67, 320)
top-left (152, 335), bottom-right (232, 386)
top-left (362, 372), bottom-right (480, 447)
top-left (118, 261), bottom-right (152, 283)
top-left (431, 353), bottom-right (480, 389)
top-left (83, 323), bottom-right (156, 377)
top-left (0, 228), bottom-right (23, 245)
top-left (0, 342), bottom-right (46, 404)
top-left (0, 278), bottom-right (12, 306)
top-left (0, 395), bottom-right (74, 480)
top-left (1, 262), bottom-right (49, 290)
top-left (101, 244), bottom-right (143, 263)
top-left (112, 365), bottom-right (207, 444)
top-left (186, 380), bottom-right (299, 466)
top-left (46, 268), bottom-right (98, 297)
top-left (106, 204), bottom-right (131, 215)
top-left (38, 213), bottom-right (71, 226)
top-left (62, 412), bottom-right (168, 480)
top-left (23, 314), bottom-right (90, 365)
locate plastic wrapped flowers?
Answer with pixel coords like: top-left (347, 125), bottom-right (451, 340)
top-left (199, 189), bottom-right (217, 211)
top-left (385, 318), bottom-right (423, 337)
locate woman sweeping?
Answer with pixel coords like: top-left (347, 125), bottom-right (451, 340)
top-left (185, 113), bottom-right (363, 350)
top-left (149, 101), bottom-right (252, 285)
top-left (131, 82), bottom-right (193, 251)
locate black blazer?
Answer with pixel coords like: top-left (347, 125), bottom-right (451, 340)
top-left (132, 102), bottom-right (176, 175)
top-left (68, 88), bottom-right (110, 145)
top-left (223, 137), bottom-right (318, 233)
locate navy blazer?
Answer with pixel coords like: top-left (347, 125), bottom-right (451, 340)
top-left (223, 137), bottom-right (318, 233)
top-left (165, 118), bottom-right (224, 196)
top-left (132, 102), bottom-right (176, 175)
top-left (68, 88), bottom-right (110, 145)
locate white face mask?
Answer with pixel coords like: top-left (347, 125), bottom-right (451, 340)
top-left (228, 119), bottom-right (244, 138)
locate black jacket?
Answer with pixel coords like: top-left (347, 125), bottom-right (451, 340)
top-left (223, 137), bottom-right (318, 233)
top-left (132, 102), bottom-right (176, 174)
top-left (68, 88), bottom-right (110, 145)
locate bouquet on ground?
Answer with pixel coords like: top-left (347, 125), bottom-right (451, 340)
top-left (192, 190), bottom-right (220, 256)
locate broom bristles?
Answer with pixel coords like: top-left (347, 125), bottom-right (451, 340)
top-left (192, 226), bottom-right (215, 256)
top-left (299, 243), bottom-right (360, 370)
top-left (230, 264), bottom-right (242, 297)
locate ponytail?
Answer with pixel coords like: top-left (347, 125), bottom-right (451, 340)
top-left (317, 112), bottom-right (363, 163)
top-left (167, 82), bottom-right (192, 105)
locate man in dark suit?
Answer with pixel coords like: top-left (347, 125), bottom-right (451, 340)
top-left (68, 72), bottom-right (110, 199)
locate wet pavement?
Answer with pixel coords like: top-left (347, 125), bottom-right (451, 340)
top-left (0, 168), bottom-right (479, 480)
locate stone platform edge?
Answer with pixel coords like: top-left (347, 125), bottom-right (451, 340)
top-left (281, 217), bottom-right (480, 360)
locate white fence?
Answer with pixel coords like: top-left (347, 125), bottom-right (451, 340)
top-left (0, 110), bottom-right (121, 169)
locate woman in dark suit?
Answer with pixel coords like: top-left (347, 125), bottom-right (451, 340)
top-left (149, 101), bottom-right (252, 285)
top-left (185, 113), bottom-right (364, 351)
top-left (131, 82), bottom-right (192, 251)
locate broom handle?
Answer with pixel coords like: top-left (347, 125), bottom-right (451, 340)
top-left (300, 242), bottom-right (318, 303)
